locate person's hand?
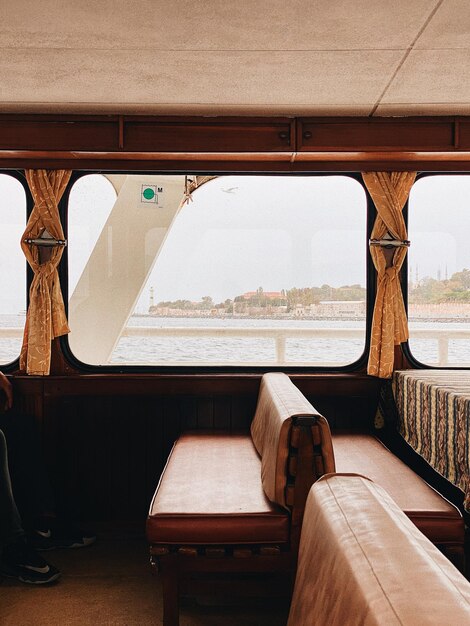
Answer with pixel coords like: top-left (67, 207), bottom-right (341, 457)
top-left (0, 372), bottom-right (13, 411)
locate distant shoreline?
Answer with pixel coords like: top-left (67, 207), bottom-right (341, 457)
top-left (131, 313), bottom-right (470, 323)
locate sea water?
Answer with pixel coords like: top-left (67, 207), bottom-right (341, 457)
top-left (2, 314), bottom-right (470, 367)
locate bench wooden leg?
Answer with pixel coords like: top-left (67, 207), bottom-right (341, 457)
top-left (160, 555), bottom-right (179, 626)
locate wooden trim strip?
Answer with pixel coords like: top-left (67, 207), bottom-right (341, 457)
top-left (118, 116), bottom-right (124, 150)
top-left (13, 372), bottom-right (377, 397)
top-left (455, 119), bottom-right (460, 150)
top-left (2, 150), bottom-right (470, 163)
top-left (0, 150), bottom-right (294, 162)
top-left (294, 151), bottom-right (470, 162)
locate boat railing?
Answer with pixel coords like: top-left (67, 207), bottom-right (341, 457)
top-left (1, 326), bottom-right (469, 366)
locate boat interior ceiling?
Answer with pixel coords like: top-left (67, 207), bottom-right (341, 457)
top-left (2, 0), bottom-right (470, 117)
top-left (3, 3), bottom-right (470, 623)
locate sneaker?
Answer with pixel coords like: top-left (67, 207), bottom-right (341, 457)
top-left (31, 524), bottom-right (96, 551)
top-left (0, 536), bottom-right (60, 584)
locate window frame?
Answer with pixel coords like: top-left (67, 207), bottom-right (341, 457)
top-left (0, 169), bottom-right (33, 372)
top-left (59, 170), bottom-right (375, 374)
top-left (403, 172), bottom-right (470, 370)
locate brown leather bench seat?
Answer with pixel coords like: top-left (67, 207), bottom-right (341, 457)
top-left (147, 373), bottom-right (336, 626)
top-left (332, 433), bottom-right (464, 561)
top-left (288, 474), bottom-right (470, 626)
top-left (147, 432), bottom-right (289, 545)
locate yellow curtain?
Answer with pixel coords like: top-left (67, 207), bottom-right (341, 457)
top-left (20, 170), bottom-right (72, 375)
top-left (363, 171), bottom-right (416, 379)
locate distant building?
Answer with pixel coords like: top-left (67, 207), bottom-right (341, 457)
top-left (240, 291), bottom-right (285, 300)
top-left (314, 301), bottom-right (366, 318)
top-left (233, 290), bottom-right (288, 316)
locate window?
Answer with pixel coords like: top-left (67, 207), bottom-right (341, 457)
top-left (67, 174), bottom-right (367, 367)
top-left (0, 174), bottom-right (27, 365)
top-left (408, 175), bottom-right (470, 366)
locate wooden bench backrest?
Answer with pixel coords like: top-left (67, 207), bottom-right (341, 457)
top-left (250, 373), bottom-right (335, 508)
top-left (288, 474), bottom-right (470, 626)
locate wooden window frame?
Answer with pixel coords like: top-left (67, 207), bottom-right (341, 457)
top-left (1, 114), bottom-right (470, 376)
top-left (60, 170), bottom-right (373, 375)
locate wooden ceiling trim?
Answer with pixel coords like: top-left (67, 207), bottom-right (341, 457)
top-left (294, 151), bottom-right (470, 162)
top-left (2, 115), bottom-right (470, 170)
top-left (298, 117), bottom-right (457, 151)
top-left (0, 150), bottom-right (294, 161)
top-left (3, 151), bottom-right (470, 172)
top-left (0, 115), bottom-right (295, 153)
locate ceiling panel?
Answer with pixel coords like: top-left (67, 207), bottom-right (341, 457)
top-left (0, 0), bottom-right (435, 50)
top-left (0, 0), bottom-right (467, 116)
top-left (0, 49), bottom-right (403, 115)
top-left (416, 0), bottom-right (470, 49)
top-left (381, 49), bottom-right (470, 108)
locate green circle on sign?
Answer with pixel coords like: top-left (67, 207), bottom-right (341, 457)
top-left (143, 187), bottom-right (155, 200)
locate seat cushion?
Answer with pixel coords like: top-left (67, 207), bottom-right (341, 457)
top-left (250, 372), bottom-right (328, 507)
top-left (332, 433), bottom-right (463, 544)
top-left (146, 432), bottom-right (290, 545)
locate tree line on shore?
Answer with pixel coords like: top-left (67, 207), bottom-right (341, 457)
top-left (153, 268), bottom-right (470, 313)
top-left (155, 284), bottom-right (366, 313)
top-left (410, 269), bottom-right (470, 303)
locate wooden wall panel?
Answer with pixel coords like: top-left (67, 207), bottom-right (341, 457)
top-left (123, 118), bottom-right (294, 152)
top-left (145, 397), bottom-right (165, 508)
top-left (308, 394), bottom-right (376, 432)
top-left (0, 116), bottom-right (119, 151)
top-left (298, 118), bottom-right (455, 151)
top-left (196, 397), bottom-right (214, 429)
top-left (34, 387), bottom-right (376, 522)
top-left (2, 114), bottom-right (470, 171)
top-left (213, 396), bottom-right (231, 430)
top-left (457, 120), bottom-right (470, 150)
top-left (231, 395), bottom-right (256, 431)
top-left (0, 115), bottom-right (294, 153)
top-left (10, 373), bottom-right (380, 523)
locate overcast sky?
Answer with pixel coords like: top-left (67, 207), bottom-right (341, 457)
top-left (69, 174), bottom-right (367, 313)
top-left (1, 173), bottom-right (470, 315)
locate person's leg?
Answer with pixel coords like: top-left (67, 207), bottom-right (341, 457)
top-left (0, 429), bottom-right (60, 584)
top-left (0, 412), bottom-right (95, 550)
top-left (0, 429), bottom-right (23, 547)
top-left (0, 412), bottom-right (55, 528)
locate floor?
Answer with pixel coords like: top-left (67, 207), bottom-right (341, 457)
top-left (0, 530), bottom-right (290, 626)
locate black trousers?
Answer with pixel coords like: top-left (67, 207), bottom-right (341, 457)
top-left (0, 413), bottom-right (55, 548)
top-left (0, 429), bottom-right (23, 548)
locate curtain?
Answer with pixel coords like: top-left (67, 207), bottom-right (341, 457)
top-left (363, 171), bottom-right (416, 379)
top-left (20, 170), bottom-right (72, 375)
